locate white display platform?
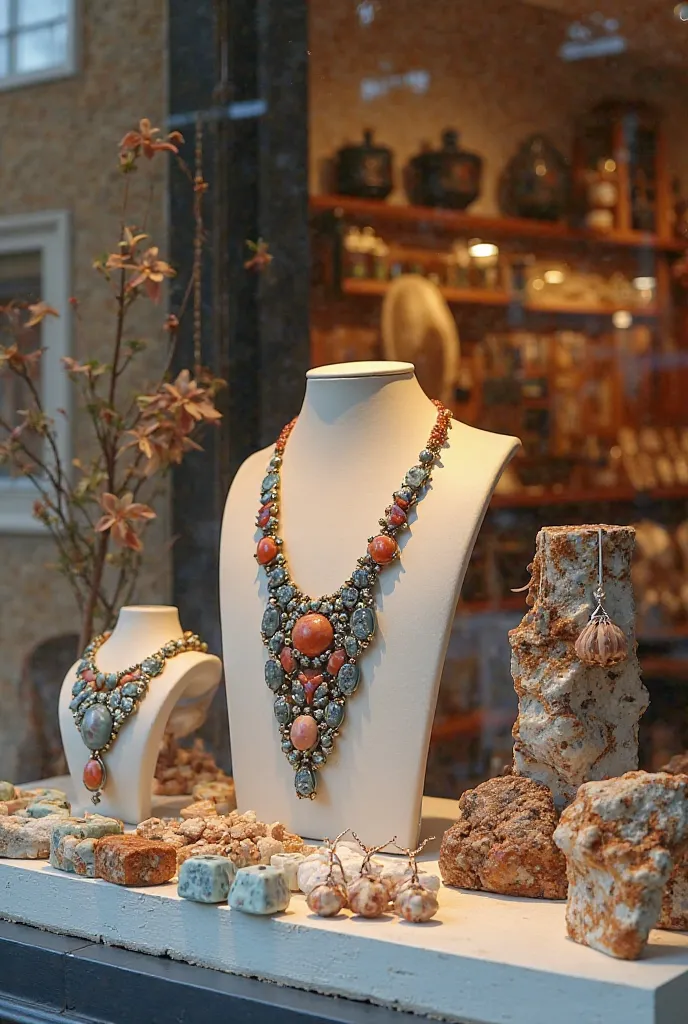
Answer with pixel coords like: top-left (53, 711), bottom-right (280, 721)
top-left (2, 787), bottom-right (688, 1024)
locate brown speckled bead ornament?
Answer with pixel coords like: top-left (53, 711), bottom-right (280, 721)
top-left (574, 527), bottom-right (628, 668)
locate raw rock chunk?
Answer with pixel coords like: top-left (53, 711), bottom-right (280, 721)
top-left (554, 771), bottom-right (688, 959)
top-left (439, 774), bottom-right (567, 899)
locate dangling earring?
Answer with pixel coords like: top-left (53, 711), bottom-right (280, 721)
top-left (347, 832), bottom-right (395, 918)
top-left (306, 829), bottom-right (350, 918)
top-left (393, 837), bottom-right (439, 923)
top-left (574, 527), bottom-right (628, 668)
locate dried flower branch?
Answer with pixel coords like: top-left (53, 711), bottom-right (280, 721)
top-left (0, 117), bottom-right (223, 650)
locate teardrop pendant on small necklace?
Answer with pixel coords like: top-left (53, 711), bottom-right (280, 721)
top-left (82, 754), bottom-right (106, 804)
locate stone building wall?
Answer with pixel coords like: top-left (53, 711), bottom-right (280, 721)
top-left (0, 0), bottom-right (170, 779)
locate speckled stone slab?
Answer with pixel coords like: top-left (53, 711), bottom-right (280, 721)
top-left (510, 525), bottom-right (649, 809)
top-left (50, 816), bottom-right (123, 872)
top-left (229, 864), bottom-right (290, 914)
top-left (0, 814), bottom-right (65, 859)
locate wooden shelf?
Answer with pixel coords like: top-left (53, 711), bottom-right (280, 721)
top-left (431, 709), bottom-right (515, 742)
top-left (341, 278), bottom-right (658, 318)
top-left (489, 485), bottom-right (688, 509)
top-left (311, 194), bottom-right (685, 252)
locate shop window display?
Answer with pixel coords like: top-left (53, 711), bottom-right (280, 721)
top-left (309, 0), bottom-right (688, 797)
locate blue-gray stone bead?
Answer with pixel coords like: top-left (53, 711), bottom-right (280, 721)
top-left (178, 855), bottom-right (237, 903)
top-left (228, 865), bottom-right (290, 914)
top-left (324, 701), bottom-right (345, 729)
top-left (294, 766), bottom-right (316, 797)
top-left (261, 473), bottom-right (279, 492)
top-left (265, 659), bottom-right (284, 692)
top-left (405, 466), bottom-right (427, 488)
top-left (351, 606), bottom-right (376, 641)
top-left (274, 697), bottom-right (291, 725)
top-left (261, 605), bottom-right (280, 637)
top-left (338, 663), bottom-right (360, 695)
top-left (79, 705), bottom-right (113, 750)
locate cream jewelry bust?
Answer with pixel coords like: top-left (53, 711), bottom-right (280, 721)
top-left (58, 605), bottom-right (222, 824)
top-left (220, 361), bottom-right (520, 846)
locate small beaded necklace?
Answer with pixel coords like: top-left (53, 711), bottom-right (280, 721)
top-left (70, 630), bottom-right (208, 803)
top-left (255, 400), bottom-right (452, 799)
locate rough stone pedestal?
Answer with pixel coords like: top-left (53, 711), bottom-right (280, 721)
top-left (554, 771), bottom-right (688, 959)
top-left (509, 525), bottom-right (648, 809)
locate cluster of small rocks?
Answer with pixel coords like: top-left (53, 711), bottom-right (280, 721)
top-left (137, 809), bottom-right (311, 868)
top-left (0, 781), bottom-right (71, 820)
top-left (153, 733), bottom-right (232, 797)
top-left (178, 780), bottom-right (237, 819)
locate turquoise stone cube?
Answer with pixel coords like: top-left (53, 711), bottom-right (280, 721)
top-left (228, 865), bottom-right (290, 915)
top-left (178, 855), bottom-right (236, 903)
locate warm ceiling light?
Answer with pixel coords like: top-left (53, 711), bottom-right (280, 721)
top-left (468, 241), bottom-right (499, 259)
top-left (531, 278), bottom-right (545, 291)
top-left (633, 276), bottom-right (656, 291)
top-left (612, 310), bottom-right (633, 329)
top-left (543, 269), bottom-right (565, 284)
top-left (603, 158), bottom-right (617, 173)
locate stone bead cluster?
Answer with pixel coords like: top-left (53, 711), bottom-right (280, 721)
top-left (70, 630), bottom-right (208, 803)
top-left (255, 401), bottom-right (452, 799)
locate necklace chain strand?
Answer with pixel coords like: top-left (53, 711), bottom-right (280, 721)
top-left (70, 630), bottom-right (208, 803)
top-left (255, 400), bottom-right (452, 799)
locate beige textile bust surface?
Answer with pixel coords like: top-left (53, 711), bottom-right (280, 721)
top-left (220, 361), bottom-right (519, 845)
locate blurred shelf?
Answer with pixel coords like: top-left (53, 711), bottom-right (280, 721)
top-left (341, 277), bottom-right (659, 318)
top-left (311, 194), bottom-right (685, 252)
top-left (431, 708), bottom-right (515, 742)
top-left (640, 656), bottom-right (688, 678)
top-left (457, 597), bottom-right (525, 615)
top-left (489, 485), bottom-right (688, 509)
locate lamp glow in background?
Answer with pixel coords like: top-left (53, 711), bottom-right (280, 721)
top-left (468, 241), bottom-right (499, 259)
top-left (543, 269), bottom-right (565, 285)
top-left (532, 279), bottom-right (545, 291)
top-left (633, 277), bottom-right (656, 291)
top-left (612, 310), bottom-right (633, 329)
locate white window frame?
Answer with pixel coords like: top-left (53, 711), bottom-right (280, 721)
top-left (0, 0), bottom-right (78, 92)
top-left (0, 209), bottom-right (71, 533)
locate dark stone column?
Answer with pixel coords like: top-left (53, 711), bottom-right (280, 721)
top-left (168, 0), bottom-right (309, 768)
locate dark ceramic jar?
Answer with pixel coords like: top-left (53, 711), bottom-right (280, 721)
top-left (502, 134), bottom-right (571, 221)
top-left (407, 129), bottom-right (482, 210)
top-left (334, 129), bottom-right (394, 200)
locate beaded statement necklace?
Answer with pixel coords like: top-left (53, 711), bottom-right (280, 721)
top-left (69, 631), bottom-right (208, 804)
top-left (256, 400), bottom-right (452, 800)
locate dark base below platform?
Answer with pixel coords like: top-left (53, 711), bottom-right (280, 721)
top-left (0, 920), bottom-right (428, 1024)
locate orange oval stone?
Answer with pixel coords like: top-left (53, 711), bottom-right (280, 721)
top-left (292, 613), bottom-right (334, 656)
top-left (327, 648), bottom-right (346, 676)
top-left (83, 758), bottom-right (104, 792)
top-left (290, 714), bottom-right (319, 751)
top-left (280, 646), bottom-right (296, 673)
top-left (368, 534), bottom-right (398, 565)
top-left (256, 537), bottom-right (278, 565)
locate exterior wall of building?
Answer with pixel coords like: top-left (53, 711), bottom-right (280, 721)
top-left (0, 0), bottom-right (170, 779)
